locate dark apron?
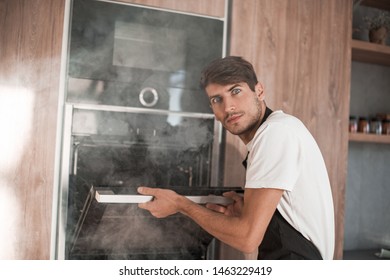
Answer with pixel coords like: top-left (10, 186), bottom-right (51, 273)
top-left (243, 107), bottom-right (322, 260)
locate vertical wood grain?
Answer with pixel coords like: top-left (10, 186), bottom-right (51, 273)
top-left (228, 0), bottom-right (352, 259)
top-left (0, 0), bottom-right (65, 259)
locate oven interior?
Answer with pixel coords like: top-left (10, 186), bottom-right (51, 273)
top-left (63, 108), bottom-right (235, 259)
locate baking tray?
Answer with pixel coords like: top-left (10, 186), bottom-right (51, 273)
top-left (95, 189), bottom-right (236, 205)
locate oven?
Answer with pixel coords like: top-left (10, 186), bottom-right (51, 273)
top-left (52, 0), bottom-right (235, 259)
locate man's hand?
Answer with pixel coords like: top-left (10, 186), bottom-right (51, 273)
top-left (206, 191), bottom-right (243, 217)
top-left (137, 186), bottom-right (182, 218)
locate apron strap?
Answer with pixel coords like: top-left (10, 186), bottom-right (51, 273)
top-left (242, 107), bottom-right (273, 169)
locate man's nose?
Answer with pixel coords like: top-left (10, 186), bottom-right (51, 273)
top-left (224, 96), bottom-right (236, 112)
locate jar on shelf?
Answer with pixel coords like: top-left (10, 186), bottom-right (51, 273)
top-left (383, 119), bottom-right (390, 135)
top-left (349, 116), bottom-right (358, 133)
top-left (358, 117), bottom-right (370, 133)
top-left (370, 118), bottom-right (382, 134)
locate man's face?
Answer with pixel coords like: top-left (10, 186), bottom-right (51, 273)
top-left (205, 82), bottom-right (265, 143)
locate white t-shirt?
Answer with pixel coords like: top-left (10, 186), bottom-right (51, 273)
top-left (245, 110), bottom-right (335, 260)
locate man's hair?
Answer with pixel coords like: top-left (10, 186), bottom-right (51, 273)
top-left (199, 56), bottom-right (258, 92)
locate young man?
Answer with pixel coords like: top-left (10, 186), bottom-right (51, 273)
top-left (138, 56), bottom-right (335, 260)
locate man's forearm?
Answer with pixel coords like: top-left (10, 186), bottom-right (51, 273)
top-left (178, 196), bottom-right (257, 253)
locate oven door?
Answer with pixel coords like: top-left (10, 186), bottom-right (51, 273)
top-left (68, 185), bottom-right (241, 260)
top-left (56, 103), bottom-right (228, 259)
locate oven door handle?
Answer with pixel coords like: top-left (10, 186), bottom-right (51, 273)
top-left (95, 190), bottom-right (234, 205)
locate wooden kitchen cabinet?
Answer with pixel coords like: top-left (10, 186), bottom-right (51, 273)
top-left (227, 0), bottom-right (353, 260)
top-left (0, 0), bottom-right (66, 260)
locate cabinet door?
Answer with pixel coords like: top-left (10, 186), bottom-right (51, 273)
top-left (228, 0), bottom-right (353, 260)
top-left (0, 0), bottom-right (66, 259)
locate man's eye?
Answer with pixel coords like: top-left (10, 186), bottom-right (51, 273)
top-left (211, 96), bottom-right (222, 104)
top-left (232, 88), bottom-right (241, 95)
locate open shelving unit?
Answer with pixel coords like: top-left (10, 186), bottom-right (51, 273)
top-left (351, 0), bottom-right (390, 67)
top-left (349, 132), bottom-right (390, 144)
top-left (351, 39), bottom-right (390, 66)
top-left (344, 0), bottom-right (390, 260)
top-left (350, 11), bottom-right (390, 143)
top-left (349, 39), bottom-right (390, 145)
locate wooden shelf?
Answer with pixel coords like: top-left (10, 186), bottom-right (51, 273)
top-left (351, 39), bottom-right (390, 66)
top-left (361, 0), bottom-right (390, 11)
top-left (349, 132), bottom-right (390, 144)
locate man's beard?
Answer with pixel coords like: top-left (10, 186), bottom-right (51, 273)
top-left (224, 97), bottom-right (262, 136)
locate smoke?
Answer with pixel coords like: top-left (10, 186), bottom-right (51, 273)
top-left (62, 0), bottom-right (224, 259)
top-left (0, 85), bottom-right (34, 172)
top-left (67, 0), bottom-right (221, 109)
top-left (0, 85), bottom-right (34, 259)
top-left (69, 202), bottom-right (212, 259)
top-left (0, 182), bottom-right (21, 259)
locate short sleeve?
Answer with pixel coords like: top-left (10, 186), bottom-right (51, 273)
top-left (244, 123), bottom-right (302, 191)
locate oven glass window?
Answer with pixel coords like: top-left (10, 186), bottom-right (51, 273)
top-left (66, 0), bottom-right (224, 112)
top-left (65, 108), bottom-right (217, 259)
top-left (71, 108), bottom-right (215, 188)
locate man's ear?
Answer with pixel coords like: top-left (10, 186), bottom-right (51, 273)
top-left (256, 82), bottom-right (265, 101)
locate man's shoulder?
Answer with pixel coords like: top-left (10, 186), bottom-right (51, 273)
top-left (259, 111), bottom-right (302, 133)
top-left (267, 110), bottom-right (300, 124)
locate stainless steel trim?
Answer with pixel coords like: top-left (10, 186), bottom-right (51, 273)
top-left (96, 0), bottom-right (226, 21)
top-left (95, 190), bottom-right (234, 205)
top-left (55, 104), bottom-right (74, 260)
top-left (222, 0), bottom-right (229, 57)
top-left (211, 120), bottom-right (223, 186)
top-left (70, 102), bottom-right (215, 119)
top-left (50, 0), bottom-right (71, 260)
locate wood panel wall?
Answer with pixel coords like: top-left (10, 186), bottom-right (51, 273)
top-left (227, 0), bottom-right (353, 259)
top-left (0, 0), bottom-right (352, 260)
top-left (0, 0), bottom-right (65, 259)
